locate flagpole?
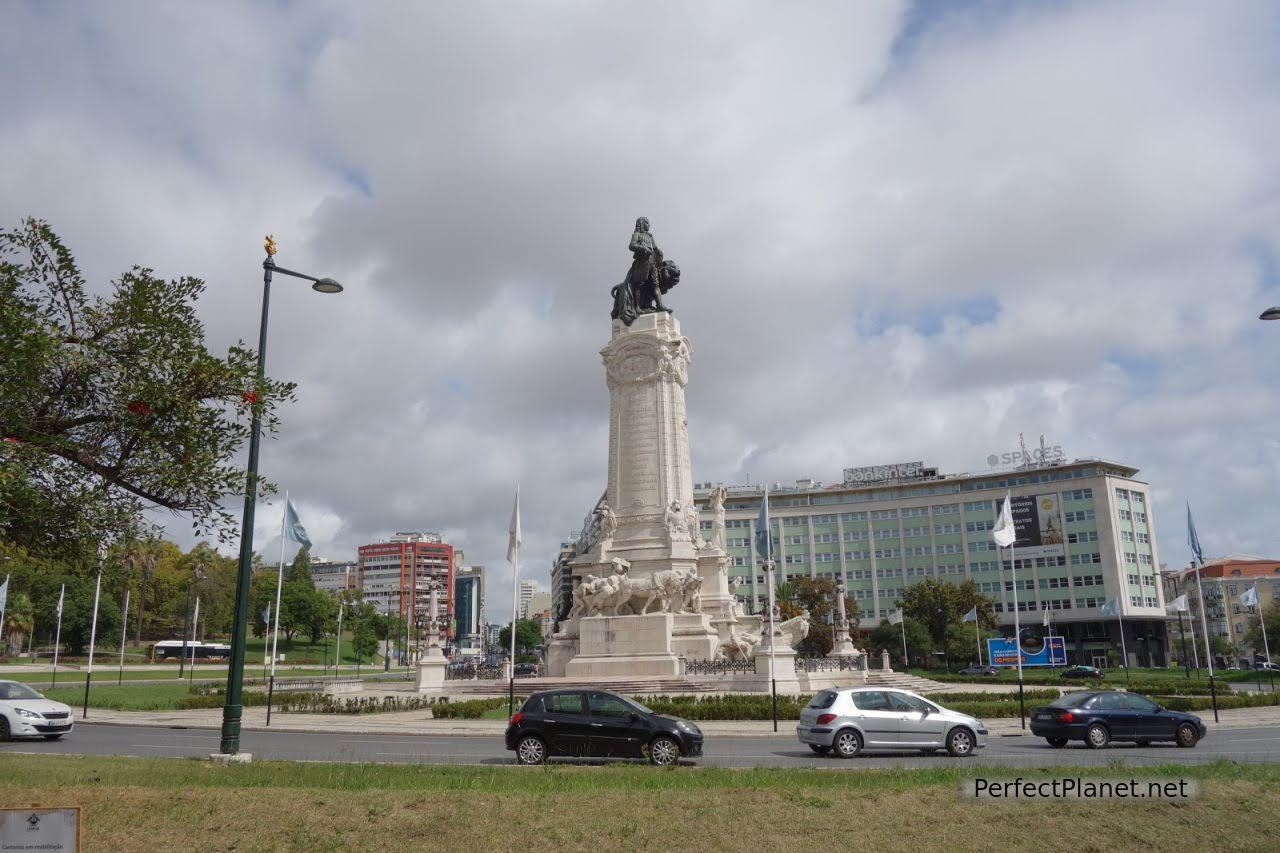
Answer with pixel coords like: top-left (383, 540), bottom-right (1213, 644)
top-left (899, 612), bottom-right (908, 669)
top-left (82, 555), bottom-right (103, 720)
top-left (762, 485), bottom-right (777, 733)
top-left (1191, 561), bottom-right (1219, 722)
top-left (52, 584), bottom-right (64, 688)
top-left (1116, 598), bottom-right (1130, 688)
top-left (189, 596), bottom-right (200, 685)
top-left (975, 615), bottom-right (982, 666)
top-left (268, 491), bottom-right (289, 727)
top-left (1007, 540), bottom-right (1025, 730)
top-left (508, 485), bottom-right (520, 719)
top-left (118, 589), bottom-right (130, 686)
top-left (1177, 609), bottom-right (1190, 679)
top-left (335, 600), bottom-right (344, 673)
top-left (1251, 585), bottom-right (1274, 697)
top-left (0, 574), bottom-right (8, 652)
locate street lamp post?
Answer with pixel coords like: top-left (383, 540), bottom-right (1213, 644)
top-left (218, 238), bottom-right (341, 757)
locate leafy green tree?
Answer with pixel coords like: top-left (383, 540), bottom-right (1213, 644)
top-left (286, 548), bottom-right (313, 586)
top-left (3, 592), bottom-right (34, 656)
top-left (898, 578), bottom-right (997, 651)
top-left (30, 573), bottom-right (119, 655)
top-left (0, 218), bottom-right (296, 557)
top-left (1243, 602), bottom-right (1280, 663)
top-left (498, 618), bottom-right (543, 655)
top-left (351, 616), bottom-right (379, 663)
top-left (868, 617), bottom-right (931, 667)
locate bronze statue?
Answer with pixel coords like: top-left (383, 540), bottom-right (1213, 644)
top-left (611, 217), bottom-right (680, 325)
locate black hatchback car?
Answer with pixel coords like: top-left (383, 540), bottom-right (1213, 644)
top-left (505, 689), bottom-right (702, 766)
top-left (1030, 691), bottom-right (1207, 749)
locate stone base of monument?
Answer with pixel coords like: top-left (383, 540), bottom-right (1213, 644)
top-left (751, 641), bottom-right (802, 693)
top-left (565, 613), bottom-right (682, 678)
top-left (545, 633), bottom-right (578, 678)
top-left (415, 651), bottom-right (447, 694)
top-left (830, 638), bottom-right (860, 658)
top-left (669, 612), bottom-right (719, 661)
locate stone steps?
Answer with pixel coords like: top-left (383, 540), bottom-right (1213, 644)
top-left (444, 671), bottom-right (949, 697)
top-left (863, 671), bottom-right (950, 693)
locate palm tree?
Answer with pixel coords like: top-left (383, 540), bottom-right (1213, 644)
top-left (123, 538), bottom-right (158, 644)
top-left (3, 592), bottom-right (34, 657)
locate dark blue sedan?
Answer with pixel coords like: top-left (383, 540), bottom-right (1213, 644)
top-left (1030, 691), bottom-right (1207, 749)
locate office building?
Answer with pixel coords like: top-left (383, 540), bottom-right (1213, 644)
top-left (309, 560), bottom-right (356, 596)
top-left (550, 540), bottom-right (578, 624)
top-left (691, 456), bottom-right (1170, 667)
top-left (454, 564), bottom-right (485, 653)
top-left (357, 532), bottom-right (454, 641)
top-left (1162, 555), bottom-right (1280, 666)
top-left (518, 580), bottom-right (537, 620)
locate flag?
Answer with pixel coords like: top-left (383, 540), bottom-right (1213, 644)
top-left (754, 484), bottom-right (772, 560)
top-left (1185, 502), bottom-right (1204, 566)
top-left (284, 498), bottom-right (311, 549)
top-left (55, 584), bottom-right (65, 618)
top-left (507, 485), bottom-right (521, 564)
top-left (0, 575), bottom-right (7, 612)
top-left (992, 492), bottom-right (1016, 548)
top-left (962, 605), bottom-right (977, 623)
top-left (262, 605), bottom-right (271, 625)
top-left (1099, 598), bottom-right (1119, 618)
top-left (1165, 594), bottom-right (1189, 613)
top-left (1042, 607), bottom-right (1051, 627)
top-left (1241, 585), bottom-right (1260, 608)
top-left (888, 609), bottom-right (903, 625)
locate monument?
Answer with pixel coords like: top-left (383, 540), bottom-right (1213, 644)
top-left (415, 583), bottom-right (447, 694)
top-left (829, 574), bottom-right (862, 658)
top-left (546, 218), bottom-right (735, 678)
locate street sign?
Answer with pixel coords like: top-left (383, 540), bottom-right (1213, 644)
top-left (1, 807), bottom-right (80, 852)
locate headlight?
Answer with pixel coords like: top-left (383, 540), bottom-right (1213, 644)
top-left (15, 708), bottom-right (42, 720)
top-left (676, 720), bottom-right (698, 734)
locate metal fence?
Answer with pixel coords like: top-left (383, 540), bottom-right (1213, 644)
top-left (444, 664), bottom-right (506, 681)
top-left (681, 658), bottom-right (756, 677)
top-left (794, 655), bottom-right (867, 673)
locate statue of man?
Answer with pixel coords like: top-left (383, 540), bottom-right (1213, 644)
top-left (599, 503), bottom-right (618, 541)
top-left (834, 574), bottom-right (849, 628)
top-left (664, 500), bottom-right (686, 541)
top-left (709, 484), bottom-right (727, 551)
top-left (611, 217), bottom-right (677, 325)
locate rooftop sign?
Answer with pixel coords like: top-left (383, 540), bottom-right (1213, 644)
top-left (843, 461), bottom-right (926, 484)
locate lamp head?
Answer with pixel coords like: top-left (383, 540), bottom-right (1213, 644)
top-left (312, 278), bottom-right (343, 294)
top-left (1261, 306), bottom-right (1280, 321)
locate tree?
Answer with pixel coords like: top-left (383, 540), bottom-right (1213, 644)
top-left (30, 573), bottom-right (119, 655)
top-left (1243, 602), bottom-right (1280, 662)
top-left (286, 548), bottom-right (313, 586)
top-left (498, 618), bottom-right (543, 655)
top-left (0, 218), bottom-right (297, 557)
top-left (3, 592), bottom-right (33, 656)
top-left (898, 578), bottom-right (997, 651)
top-left (351, 615), bottom-right (379, 663)
top-left (868, 617), bottom-right (931, 667)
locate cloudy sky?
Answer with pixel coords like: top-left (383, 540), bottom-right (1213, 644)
top-left (5, 1), bottom-right (1280, 619)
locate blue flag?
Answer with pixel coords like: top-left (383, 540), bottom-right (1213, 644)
top-left (754, 484), bottom-right (772, 561)
top-left (962, 605), bottom-right (977, 623)
top-left (284, 498), bottom-right (312, 549)
top-left (1185, 502), bottom-right (1204, 566)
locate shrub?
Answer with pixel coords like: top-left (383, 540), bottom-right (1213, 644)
top-left (431, 697), bottom-right (521, 719)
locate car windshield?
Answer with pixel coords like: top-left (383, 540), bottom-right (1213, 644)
top-left (1049, 692), bottom-right (1096, 709)
top-left (0, 682), bottom-right (43, 701)
top-left (809, 691), bottom-right (837, 709)
top-left (625, 696), bottom-right (653, 715)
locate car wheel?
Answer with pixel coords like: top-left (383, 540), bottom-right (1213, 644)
top-left (1085, 723), bottom-right (1109, 750)
top-left (43, 734), bottom-right (63, 741)
top-left (832, 729), bottom-right (862, 759)
top-left (1176, 723), bottom-right (1199, 749)
top-left (1046, 737), bottom-right (1068, 748)
top-left (648, 736), bottom-right (680, 766)
top-left (0, 716), bottom-right (10, 742)
top-left (946, 727), bottom-right (975, 758)
top-left (515, 735), bottom-right (547, 765)
top-left (808, 744), bottom-right (831, 756)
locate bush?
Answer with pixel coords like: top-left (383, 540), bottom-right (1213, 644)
top-left (640, 694), bottom-right (811, 721)
top-left (431, 697), bottom-right (519, 719)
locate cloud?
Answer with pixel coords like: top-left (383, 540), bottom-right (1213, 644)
top-left (5, 1), bottom-right (1280, 619)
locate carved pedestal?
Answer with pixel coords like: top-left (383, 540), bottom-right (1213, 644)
top-left (566, 614), bottom-right (681, 678)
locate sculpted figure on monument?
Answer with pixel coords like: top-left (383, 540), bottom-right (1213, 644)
top-left (664, 500), bottom-right (687, 541)
top-left (598, 503), bottom-right (618, 541)
top-left (708, 484), bottom-right (727, 551)
top-left (610, 217), bottom-right (681, 326)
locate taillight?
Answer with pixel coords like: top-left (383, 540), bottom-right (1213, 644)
top-left (1057, 711), bottom-right (1073, 723)
top-left (510, 712), bottom-right (524, 725)
top-left (816, 713), bottom-right (837, 725)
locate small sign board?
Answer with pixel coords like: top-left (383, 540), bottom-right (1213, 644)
top-left (0, 807), bottom-right (80, 852)
top-left (987, 635), bottom-right (1067, 667)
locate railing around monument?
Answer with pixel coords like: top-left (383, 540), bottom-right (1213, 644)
top-left (794, 654), bottom-right (866, 674)
top-left (444, 663), bottom-right (505, 681)
top-left (680, 658), bottom-right (756, 677)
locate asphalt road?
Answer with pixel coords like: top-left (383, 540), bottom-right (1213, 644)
top-left (6, 723), bottom-right (1280, 768)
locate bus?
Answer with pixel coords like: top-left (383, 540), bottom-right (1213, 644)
top-left (148, 640), bottom-right (232, 662)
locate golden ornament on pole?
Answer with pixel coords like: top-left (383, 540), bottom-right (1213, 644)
top-left (264, 234), bottom-right (277, 257)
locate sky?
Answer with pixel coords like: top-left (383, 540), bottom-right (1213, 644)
top-left (4, 1), bottom-right (1280, 622)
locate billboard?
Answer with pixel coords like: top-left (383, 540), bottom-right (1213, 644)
top-left (996, 493), bottom-right (1066, 558)
top-left (843, 461), bottom-right (925, 484)
top-left (987, 634), bottom-right (1067, 667)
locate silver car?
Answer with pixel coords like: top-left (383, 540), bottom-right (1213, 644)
top-left (796, 687), bottom-right (987, 758)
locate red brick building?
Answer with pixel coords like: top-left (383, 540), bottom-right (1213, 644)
top-left (357, 532), bottom-right (455, 641)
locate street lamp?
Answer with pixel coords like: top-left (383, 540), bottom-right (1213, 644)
top-left (1260, 307), bottom-right (1280, 321)
top-left (218, 237), bottom-right (341, 757)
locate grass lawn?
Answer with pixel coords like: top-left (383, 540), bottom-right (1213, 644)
top-left (38, 683), bottom-right (200, 711)
top-left (1, 755), bottom-right (1277, 851)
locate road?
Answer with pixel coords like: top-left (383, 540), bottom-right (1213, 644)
top-left (6, 723), bottom-right (1280, 768)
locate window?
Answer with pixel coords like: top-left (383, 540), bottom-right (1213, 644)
top-left (1134, 512), bottom-right (1146, 523)
top-left (969, 541), bottom-right (997, 552)
top-left (1065, 509), bottom-right (1096, 523)
top-left (1040, 577), bottom-right (1071, 589)
top-left (843, 530), bottom-right (867, 541)
top-left (783, 516), bottom-right (807, 527)
top-left (1115, 488), bottom-right (1129, 501)
top-left (964, 500), bottom-right (992, 513)
top-left (966, 520), bottom-right (994, 533)
top-left (588, 692), bottom-right (634, 718)
top-left (976, 581), bottom-right (1001, 594)
top-left (1127, 574), bottom-right (1139, 585)
top-left (874, 528), bottom-right (898, 540)
top-left (905, 545), bottom-right (932, 557)
top-left (814, 532), bottom-right (839, 543)
top-left (1064, 488), bottom-right (1093, 500)
top-left (906, 566), bottom-right (932, 577)
top-left (903, 507), bottom-right (930, 518)
top-left (845, 550), bottom-right (869, 561)
top-left (852, 691), bottom-right (891, 711)
top-left (812, 514), bottom-right (838, 524)
top-left (871, 509), bottom-right (899, 520)
top-left (936, 543), bottom-right (961, 555)
top-left (545, 693), bottom-right (586, 715)
top-left (727, 537), bottom-right (749, 548)
top-left (786, 535), bottom-right (804, 545)
top-left (1118, 509), bottom-right (1132, 521)
top-left (1034, 556), bottom-right (1066, 568)
top-left (1004, 579), bottom-right (1035, 591)
top-left (1067, 531), bottom-right (1099, 544)
top-left (1137, 532), bottom-right (1150, 544)
top-left (841, 512), bottom-right (867, 522)
top-left (1228, 584), bottom-right (1237, 595)
top-left (934, 523), bottom-right (960, 535)
top-left (848, 569), bottom-right (871, 580)
top-left (877, 567), bottom-right (901, 578)
top-left (874, 548), bottom-right (900, 559)
top-left (1070, 553), bottom-right (1102, 565)
top-left (934, 504), bottom-right (959, 515)
top-left (784, 553), bottom-right (807, 565)
top-left (969, 560), bottom-right (998, 572)
top-left (902, 526), bottom-right (929, 537)
top-left (814, 552), bottom-right (837, 562)
top-left (1121, 531), bottom-right (1134, 543)
top-left (937, 564), bottom-right (964, 576)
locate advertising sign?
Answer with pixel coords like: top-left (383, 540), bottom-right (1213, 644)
top-left (987, 634), bottom-right (1067, 667)
top-left (995, 494), bottom-right (1066, 558)
top-left (0, 808), bottom-right (79, 852)
top-left (843, 461), bottom-right (925, 484)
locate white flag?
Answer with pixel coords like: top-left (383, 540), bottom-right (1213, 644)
top-left (1241, 585), bottom-right (1259, 608)
top-left (0, 575), bottom-right (8, 612)
top-left (1165, 594), bottom-right (1189, 614)
top-left (888, 609), bottom-right (903, 625)
top-left (1042, 607), bottom-right (1051, 627)
top-left (55, 584), bottom-right (65, 617)
top-left (1099, 597), bottom-right (1119, 618)
top-left (992, 492), bottom-right (1016, 548)
top-left (506, 484), bottom-right (522, 564)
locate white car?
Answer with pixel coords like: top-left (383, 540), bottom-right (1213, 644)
top-left (0, 680), bottom-right (74, 741)
top-left (796, 687), bottom-right (988, 758)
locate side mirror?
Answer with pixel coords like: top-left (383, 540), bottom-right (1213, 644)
top-left (1155, 705), bottom-right (1164, 713)
top-left (629, 712), bottom-right (640, 723)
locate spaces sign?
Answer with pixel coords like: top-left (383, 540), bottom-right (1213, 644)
top-left (997, 494), bottom-right (1066, 558)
